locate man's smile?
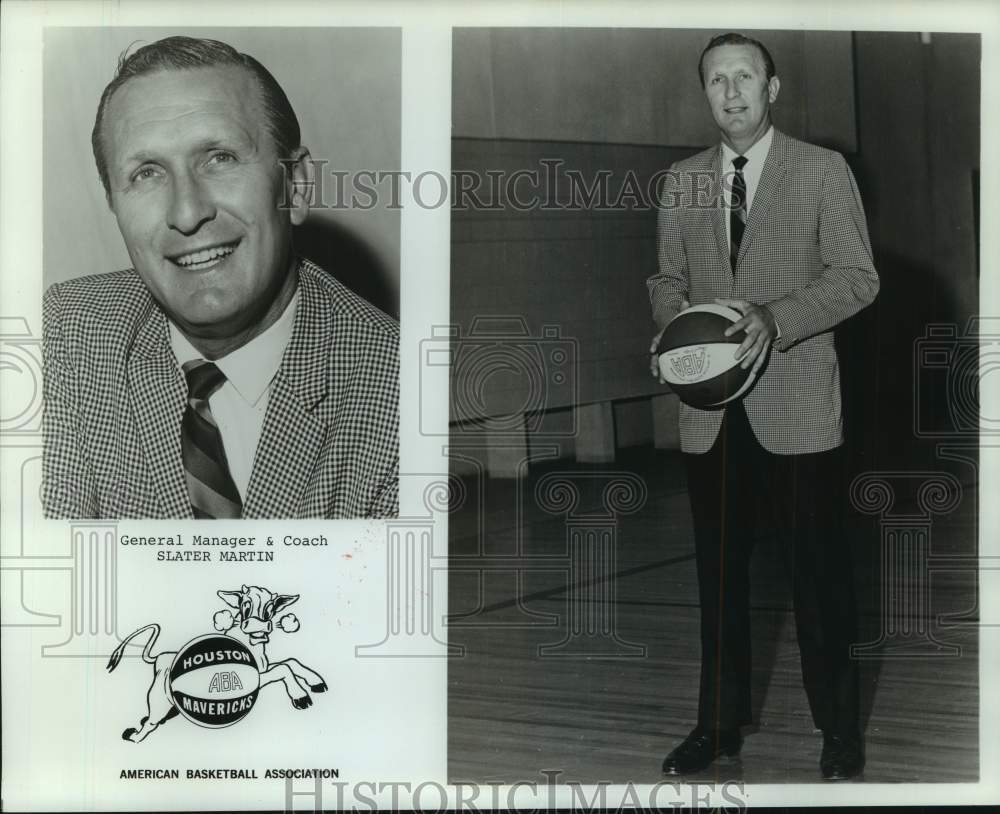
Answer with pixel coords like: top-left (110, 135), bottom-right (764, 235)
top-left (167, 239), bottom-right (241, 270)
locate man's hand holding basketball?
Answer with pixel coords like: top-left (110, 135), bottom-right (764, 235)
top-left (649, 299), bottom-right (690, 383)
top-left (715, 298), bottom-right (777, 374)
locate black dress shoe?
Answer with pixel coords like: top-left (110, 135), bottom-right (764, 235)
top-left (662, 727), bottom-right (742, 775)
top-left (820, 733), bottom-right (865, 781)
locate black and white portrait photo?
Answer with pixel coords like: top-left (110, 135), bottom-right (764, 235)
top-left (42, 28), bottom-right (401, 520)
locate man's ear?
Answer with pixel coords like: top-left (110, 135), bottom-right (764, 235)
top-left (768, 75), bottom-right (781, 104)
top-left (284, 146), bottom-right (314, 226)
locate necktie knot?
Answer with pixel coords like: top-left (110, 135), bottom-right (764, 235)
top-left (183, 359), bottom-right (226, 401)
top-left (732, 155), bottom-right (748, 172)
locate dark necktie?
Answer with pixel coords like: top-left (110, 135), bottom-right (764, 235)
top-left (730, 155), bottom-right (749, 272)
top-left (181, 359), bottom-right (242, 519)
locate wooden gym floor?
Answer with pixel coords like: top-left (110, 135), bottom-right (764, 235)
top-left (447, 448), bottom-right (979, 784)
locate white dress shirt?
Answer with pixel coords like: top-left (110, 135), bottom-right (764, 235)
top-left (169, 290), bottom-right (299, 500)
top-left (721, 125), bottom-right (774, 245)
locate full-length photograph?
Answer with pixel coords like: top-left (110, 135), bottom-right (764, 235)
top-left (42, 28), bottom-right (401, 520)
top-left (447, 27), bottom-right (980, 784)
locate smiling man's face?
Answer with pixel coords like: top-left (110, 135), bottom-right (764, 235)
top-left (102, 65), bottom-right (309, 349)
top-left (702, 43), bottom-right (780, 153)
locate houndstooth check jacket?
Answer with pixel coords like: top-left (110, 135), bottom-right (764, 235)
top-left (648, 129), bottom-right (879, 455)
top-left (43, 258), bottom-right (399, 519)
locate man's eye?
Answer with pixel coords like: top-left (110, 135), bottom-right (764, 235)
top-left (208, 151), bottom-right (237, 165)
top-left (132, 166), bottom-right (160, 182)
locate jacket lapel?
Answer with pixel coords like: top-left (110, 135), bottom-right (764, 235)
top-left (126, 301), bottom-right (191, 517)
top-left (243, 263), bottom-right (331, 518)
top-left (736, 128), bottom-right (789, 269)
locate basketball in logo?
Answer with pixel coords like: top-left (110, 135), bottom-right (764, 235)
top-left (169, 635), bottom-right (260, 728)
top-left (657, 304), bottom-right (757, 408)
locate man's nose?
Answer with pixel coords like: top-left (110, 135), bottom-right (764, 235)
top-left (166, 172), bottom-right (216, 234)
top-left (724, 79), bottom-right (740, 99)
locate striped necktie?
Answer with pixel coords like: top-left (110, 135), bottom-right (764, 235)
top-left (730, 154), bottom-right (749, 272)
top-left (181, 359), bottom-right (242, 519)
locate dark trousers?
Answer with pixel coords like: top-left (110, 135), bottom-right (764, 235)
top-left (684, 401), bottom-right (860, 737)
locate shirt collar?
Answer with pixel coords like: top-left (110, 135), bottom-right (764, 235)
top-left (721, 125), bottom-right (774, 170)
top-left (169, 287), bottom-right (300, 407)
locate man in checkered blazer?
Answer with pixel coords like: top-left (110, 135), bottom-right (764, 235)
top-left (43, 37), bottom-right (398, 520)
top-left (648, 34), bottom-right (879, 780)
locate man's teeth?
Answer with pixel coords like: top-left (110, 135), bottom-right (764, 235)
top-left (174, 244), bottom-right (236, 267)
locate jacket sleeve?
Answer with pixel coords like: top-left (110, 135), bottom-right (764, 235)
top-left (43, 283), bottom-right (98, 518)
top-left (647, 166), bottom-right (690, 331)
top-left (366, 457), bottom-right (399, 519)
top-left (362, 322), bottom-right (399, 520)
top-left (767, 152), bottom-right (880, 351)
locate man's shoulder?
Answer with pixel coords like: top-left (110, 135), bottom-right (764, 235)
top-left (774, 130), bottom-right (845, 170)
top-left (294, 259), bottom-right (399, 410)
top-left (44, 269), bottom-right (150, 315)
top-left (298, 259), bottom-right (399, 347)
top-left (42, 270), bottom-right (156, 369)
top-left (672, 145), bottom-right (718, 172)
top-left (43, 270), bottom-right (154, 346)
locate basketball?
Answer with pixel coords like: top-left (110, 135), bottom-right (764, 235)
top-left (657, 304), bottom-right (757, 408)
top-left (169, 635), bottom-right (260, 728)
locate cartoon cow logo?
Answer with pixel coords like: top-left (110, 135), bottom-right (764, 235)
top-left (107, 585), bottom-right (326, 742)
